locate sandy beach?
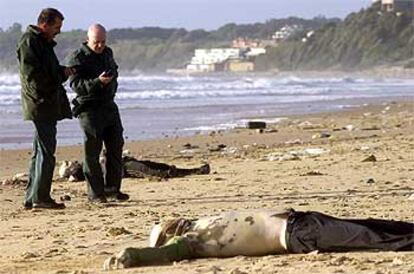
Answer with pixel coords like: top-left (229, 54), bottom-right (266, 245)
top-left (0, 100), bottom-right (413, 273)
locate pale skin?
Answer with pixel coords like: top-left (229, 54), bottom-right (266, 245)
top-left (38, 18), bottom-right (75, 77)
top-left (104, 209), bottom-right (290, 270)
top-left (86, 24), bottom-right (113, 85)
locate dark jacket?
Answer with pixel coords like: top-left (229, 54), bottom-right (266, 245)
top-left (16, 25), bottom-right (72, 121)
top-left (68, 43), bottom-right (119, 116)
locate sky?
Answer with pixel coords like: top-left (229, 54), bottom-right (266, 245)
top-left (0, 0), bottom-right (373, 31)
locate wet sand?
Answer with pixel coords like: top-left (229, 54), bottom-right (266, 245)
top-left (0, 100), bottom-right (413, 273)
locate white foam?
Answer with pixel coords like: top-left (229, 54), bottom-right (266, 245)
top-left (182, 117), bottom-right (287, 132)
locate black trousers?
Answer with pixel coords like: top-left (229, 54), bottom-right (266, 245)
top-left (79, 107), bottom-right (124, 198)
top-left (286, 210), bottom-right (414, 253)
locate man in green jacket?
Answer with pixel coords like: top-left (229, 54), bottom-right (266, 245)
top-left (68, 24), bottom-right (129, 203)
top-left (16, 8), bottom-right (74, 209)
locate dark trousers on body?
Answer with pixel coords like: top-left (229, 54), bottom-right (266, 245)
top-left (79, 108), bottom-right (124, 199)
top-left (123, 157), bottom-right (210, 179)
top-left (25, 120), bottom-right (57, 204)
top-left (286, 210), bottom-right (414, 253)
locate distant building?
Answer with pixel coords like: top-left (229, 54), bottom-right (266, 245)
top-left (272, 25), bottom-right (302, 42)
top-left (232, 37), bottom-right (261, 48)
top-left (245, 47), bottom-right (266, 57)
top-left (226, 61), bottom-right (255, 72)
top-left (375, 0), bottom-right (414, 13)
top-left (185, 46), bottom-right (266, 73)
top-left (190, 48), bottom-right (241, 66)
top-left (301, 30), bottom-right (315, 43)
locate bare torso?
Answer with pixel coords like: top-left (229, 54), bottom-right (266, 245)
top-left (183, 209), bottom-right (289, 257)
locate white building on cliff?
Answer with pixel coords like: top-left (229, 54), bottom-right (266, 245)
top-left (373, 0), bottom-right (414, 13)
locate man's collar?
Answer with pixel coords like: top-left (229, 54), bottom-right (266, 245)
top-left (27, 25), bottom-right (42, 36)
top-left (27, 25), bottom-right (57, 46)
top-left (81, 42), bottom-right (108, 56)
top-left (81, 42), bottom-right (97, 56)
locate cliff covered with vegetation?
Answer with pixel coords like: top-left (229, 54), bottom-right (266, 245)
top-left (256, 3), bottom-right (414, 71)
top-left (1, 3), bottom-right (412, 72)
top-left (0, 17), bottom-right (331, 72)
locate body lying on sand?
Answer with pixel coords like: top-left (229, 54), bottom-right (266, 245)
top-left (2, 156), bottom-right (210, 188)
top-left (58, 155), bottom-right (210, 182)
top-left (104, 208), bottom-right (414, 270)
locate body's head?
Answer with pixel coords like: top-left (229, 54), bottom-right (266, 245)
top-left (37, 8), bottom-right (64, 41)
top-left (149, 218), bottom-right (193, 247)
top-left (87, 24), bottom-right (107, 54)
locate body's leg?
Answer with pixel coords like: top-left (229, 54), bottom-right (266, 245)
top-left (123, 158), bottom-right (209, 178)
top-left (25, 120), bottom-right (57, 203)
top-left (123, 159), bottom-right (171, 178)
top-left (287, 211), bottom-right (414, 253)
top-left (102, 113), bottom-right (124, 194)
top-left (103, 237), bottom-right (194, 270)
top-left (173, 164), bottom-right (210, 177)
top-left (79, 114), bottom-right (105, 199)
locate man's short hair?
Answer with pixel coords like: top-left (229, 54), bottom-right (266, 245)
top-left (37, 8), bottom-right (64, 25)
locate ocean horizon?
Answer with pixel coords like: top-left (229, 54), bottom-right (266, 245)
top-left (1, 73), bottom-right (413, 149)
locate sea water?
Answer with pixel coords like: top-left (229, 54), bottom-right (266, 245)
top-left (1, 73), bottom-right (413, 149)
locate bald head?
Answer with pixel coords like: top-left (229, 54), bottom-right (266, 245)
top-left (87, 24), bottom-right (107, 54)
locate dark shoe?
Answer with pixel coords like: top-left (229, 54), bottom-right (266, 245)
top-left (107, 192), bottom-right (129, 202)
top-left (23, 201), bottom-right (32, 210)
top-left (32, 200), bottom-right (65, 209)
top-left (88, 195), bottom-right (108, 204)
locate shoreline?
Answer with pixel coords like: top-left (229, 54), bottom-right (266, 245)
top-left (1, 99), bottom-right (412, 178)
top-left (2, 72), bottom-right (414, 151)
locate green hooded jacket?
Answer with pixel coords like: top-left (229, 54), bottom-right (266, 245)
top-left (68, 43), bottom-right (119, 115)
top-left (16, 25), bottom-right (72, 121)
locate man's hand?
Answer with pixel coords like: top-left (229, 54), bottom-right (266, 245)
top-left (98, 71), bottom-right (113, 85)
top-left (64, 67), bottom-right (77, 77)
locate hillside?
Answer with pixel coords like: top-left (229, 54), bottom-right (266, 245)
top-left (1, 4), bottom-right (412, 72)
top-left (0, 17), bottom-right (331, 72)
top-left (256, 3), bottom-right (414, 71)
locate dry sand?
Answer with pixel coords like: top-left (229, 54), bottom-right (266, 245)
top-left (0, 101), bottom-right (413, 274)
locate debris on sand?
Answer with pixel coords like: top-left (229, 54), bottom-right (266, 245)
top-left (285, 139), bottom-right (303, 145)
top-left (1, 173), bottom-right (28, 186)
top-left (344, 124), bottom-right (355, 131)
top-left (264, 153), bottom-right (301, 162)
top-left (209, 144), bottom-right (227, 152)
top-left (298, 121), bottom-right (324, 130)
top-left (362, 155), bottom-right (377, 162)
top-left (246, 121), bottom-right (266, 129)
top-left (183, 143), bottom-right (199, 149)
top-left (21, 252), bottom-right (40, 259)
top-left (264, 148), bottom-right (329, 161)
top-left (362, 125), bottom-right (381, 131)
top-left (106, 227), bottom-right (132, 237)
top-left (298, 148), bottom-right (330, 157)
top-left (312, 132), bottom-right (331, 139)
top-left (366, 178), bottom-right (376, 184)
top-left (58, 161), bottom-right (84, 182)
top-left (228, 267), bottom-right (248, 274)
top-left (301, 170), bottom-right (324, 176)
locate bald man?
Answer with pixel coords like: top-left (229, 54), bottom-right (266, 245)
top-left (68, 24), bottom-right (129, 203)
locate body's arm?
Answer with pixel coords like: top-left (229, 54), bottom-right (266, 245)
top-left (103, 237), bottom-right (194, 270)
